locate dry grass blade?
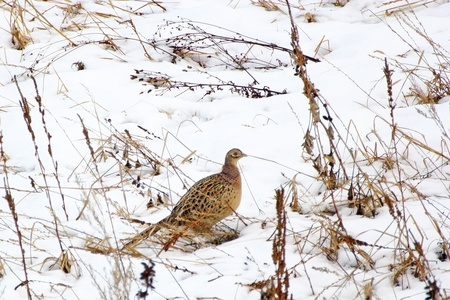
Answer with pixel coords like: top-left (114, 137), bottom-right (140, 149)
top-left (287, 174), bottom-right (301, 213)
top-left (363, 278), bottom-right (373, 300)
top-left (371, 0), bottom-right (439, 17)
top-left (8, 0), bottom-right (32, 50)
top-left (85, 237), bottom-right (116, 255)
top-left (251, 0), bottom-right (282, 11)
top-left (24, 0), bottom-right (76, 46)
top-left (41, 250), bottom-right (81, 277)
top-left (0, 256), bottom-right (4, 278)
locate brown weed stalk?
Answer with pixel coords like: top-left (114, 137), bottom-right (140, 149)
top-left (0, 135), bottom-right (32, 300)
top-left (30, 75), bottom-right (69, 221)
top-left (286, 0), bottom-right (348, 189)
top-left (14, 76), bottom-right (64, 253)
top-left (271, 188), bottom-right (290, 299)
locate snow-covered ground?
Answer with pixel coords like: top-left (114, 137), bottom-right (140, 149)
top-left (0, 0), bottom-right (449, 299)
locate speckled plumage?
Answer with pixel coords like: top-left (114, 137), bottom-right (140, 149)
top-left (124, 148), bottom-right (246, 249)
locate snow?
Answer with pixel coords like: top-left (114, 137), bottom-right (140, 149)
top-left (0, 0), bottom-right (449, 299)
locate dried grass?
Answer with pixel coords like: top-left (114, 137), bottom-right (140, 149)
top-left (1, 1), bottom-right (449, 299)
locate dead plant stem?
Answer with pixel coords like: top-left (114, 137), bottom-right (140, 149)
top-left (0, 136), bottom-right (33, 300)
top-left (14, 76), bottom-right (64, 252)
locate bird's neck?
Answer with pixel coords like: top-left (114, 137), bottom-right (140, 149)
top-left (221, 164), bottom-right (241, 180)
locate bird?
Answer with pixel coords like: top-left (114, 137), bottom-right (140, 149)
top-left (123, 148), bottom-right (246, 250)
